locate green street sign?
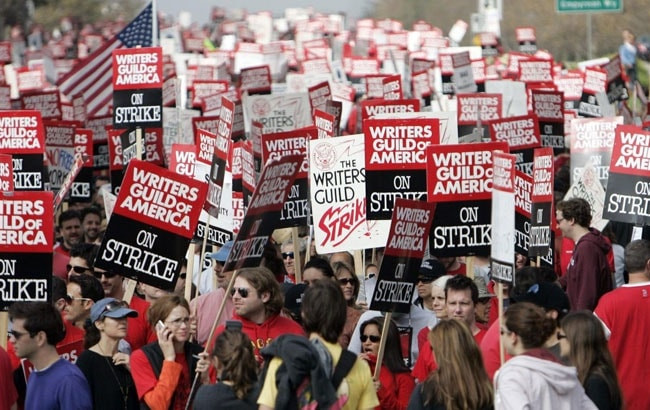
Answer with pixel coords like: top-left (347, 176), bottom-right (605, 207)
top-left (556, 0), bottom-right (623, 13)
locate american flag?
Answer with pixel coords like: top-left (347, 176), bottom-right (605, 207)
top-left (57, 2), bottom-right (153, 118)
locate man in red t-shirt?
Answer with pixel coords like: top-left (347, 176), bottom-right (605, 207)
top-left (595, 239), bottom-right (650, 410)
top-left (412, 275), bottom-right (484, 381)
top-left (52, 210), bottom-right (83, 280)
top-left (213, 267), bottom-right (303, 362)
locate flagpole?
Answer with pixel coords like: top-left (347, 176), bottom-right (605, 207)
top-left (152, 0), bottom-right (158, 47)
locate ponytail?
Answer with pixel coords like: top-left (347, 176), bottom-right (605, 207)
top-left (213, 329), bottom-right (258, 399)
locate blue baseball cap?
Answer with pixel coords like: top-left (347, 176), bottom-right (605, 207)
top-left (90, 298), bottom-right (137, 323)
top-left (207, 240), bottom-right (234, 262)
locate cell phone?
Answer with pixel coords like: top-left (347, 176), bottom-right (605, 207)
top-left (156, 320), bottom-right (165, 332)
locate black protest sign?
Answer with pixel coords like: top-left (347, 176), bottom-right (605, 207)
top-left (0, 191), bottom-right (53, 310)
top-left (224, 155), bottom-right (302, 272)
top-left (370, 199), bottom-right (435, 313)
top-left (95, 160), bottom-right (207, 289)
top-left (515, 170), bottom-right (532, 256)
top-left (112, 47), bottom-right (163, 129)
top-left (364, 118), bottom-right (438, 220)
top-left (578, 67), bottom-right (606, 118)
top-left (531, 89), bottom-right (565, 156)
top-left (529, 147), bottom-right (554, 257)
top-left (603, 125), bottom-right (650, 225)
top-left (491, 152), bottom-right (517, 283)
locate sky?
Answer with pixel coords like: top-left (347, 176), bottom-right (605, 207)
top-left (155, 0), bottom-right (371, 25)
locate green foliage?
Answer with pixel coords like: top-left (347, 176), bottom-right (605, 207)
top-left (32, 0), bottom-right (146, 31)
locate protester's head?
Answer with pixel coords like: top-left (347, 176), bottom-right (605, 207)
top-left (431, 275), bottom-right (453, 319)
top-left (424, 319), bottom-right (493, 409)
top-left (365, 263), bottom-right (378, 279)
top-left (148, 295), bottom-right (191, 343)
top-left (556, 198), bottom-right (592, 235)
top-left (439, 256), bottom-right (459, 272)
top-left (208, 241), bottom-right (234, 289)
top-left (502, 302), bottom-right (556, 354)
top-left (301, 279), bottom-right (347, 343)
top-left (80, 206), bottom-right (102, 243)
top-left (445, 275), bottom-right (478, 327)
top-left (302, 256), bottom-right (335, 286)
top-left (9, 302), bottom-right (65, 358)
top-left (360, 317), bottom-right (410, 374)
top-left (232, 267), bottom-right (284, 322)
top-left (173, 262), bottom-right (189, 296)
top-left (511, 281), bottom-right (570, 323)
top-left (67, 243), bottom-right (99, 279)
top-left (417, 259), bottom-right (446, 301)
top-left (473, 276), bottom-right (495, 325)
top-left (51, 276), bottom-right (70, 312)
top-left (138, 282), bottom-right (172, 303)
top-left (332, 261), bottom-right (359, 306)
top-left (84, 298), bottom-right (137, 349)
top-left (281, 238), bottom-right (304, 278)
top-left (58, 209), bottom-right (82, 248)
top-left (261, 240), bottom-right (288, 282)
top-left (93, 267), bottom-right (123, 298)
top-left (624, 239), bottom-right (650, 276)
top-left (283, 283), bottom-right (307, 324)
top-left (211, 328), bottom-right (258, 399)
top-left (65, 274), bottom-right (104, 325)
top-left (559, 311), bottom-right (623, 408)
top-left (329, 251), bottom-right (354, 268)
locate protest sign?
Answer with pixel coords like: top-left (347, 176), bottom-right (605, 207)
top-left (44, 122), bottom-right (77, 191)
top-left (370, 199), bottom-right (435, 313)
top-left (169, 144), bottom-right (196, 178)
top-left (192, 116), bottom-right (220, 138)
top-left (364, 74), bottom-right (391, 99)
top-left (21, 91), bottom-right (62, 121)
top-left (310, 134), bottom-right (390, 254)
top-left (457, 93), bottom-right (502, 141)
top-left (490, 152), bottom-right (516, 283)
top-left (452, 51), bottom-right (476, 94)
top-left (603, 125), bottom-right (650, 225)
top-left (578, 67), bottom-right (607, 118)
top-left (0, 111), bottom-right (45, 155)
top-left (382, 74), bottom-right (403, 100)
top-left (0, 191), bottom-right (53, 310)
top-left (314, 109), bottom-right (336, 139)
top-left (529, 147), bottom-right (554, 257)
top-left (515, 170), bottom-right (532, 256)
top-left (262, 127), bottom-right (315, 227)
top-left (563, 159), bottom-right (608, 231)
top-left (232, 140), bottom-right (255, 206)
top-left (70, 128), bottom-right (93, 202)
top-left (360, 98), bottom-right (420, 122)
top-left (603, 55), bottom-right (629, 103)
top-left (239, 65), bottom-right (272, 95)
top-left (191, 80), bottom-right (229, 108)
top-left (570, 116), bottom-right (623, 189)
top-left (426, 141), bottom-right (508, 256)
top-left (531, 89), bottom-right (565, 155)
top-left (518, 59), bottom-right (553, 84)
top-left (242, 92), bottom-right (312, 133)
top-left (112, 47), bottom-right (163, 129)
top-left (516, 27), bottom-right (537, 54)
top-left (555, 71), bottom-right (584, 110)
top-left (223, 155), bottom-right (302, 271)
top-left (0, 154), bottom-right (12, 192)
top-left (364, 118), bottom-right (438, 220)
top-left (96, 160), bottom-right (207, 289)
top-left (489, 114), bottom-right (541, 175)
top-left (308, 81), bottom-right (331, 113)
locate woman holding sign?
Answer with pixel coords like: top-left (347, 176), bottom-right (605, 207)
top-left (131, 295), bottom-right (211, 410)
top-left (359, 317), bottom-right (414, 410)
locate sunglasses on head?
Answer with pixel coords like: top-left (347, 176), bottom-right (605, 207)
top-left (360, 334), bottom-right (381, 343)
top-left (100, 300), bottom-right (129, 318)
top-left (93, 270), bottom-right (117, 279)
top-left (338, 278), bottom-right (355, 285)
top-left (282, 252), bottom-right (295, 260)
top-left (230, 287), bottom-right (250, 298)
top-left (67, 264), bottom-right (92, 274)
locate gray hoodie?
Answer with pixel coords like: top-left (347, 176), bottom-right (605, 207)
top-left (494, 354), bottom-right (597, 410)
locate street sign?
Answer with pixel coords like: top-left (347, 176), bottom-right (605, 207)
top-left (556, 0), bottom-right (623, 13)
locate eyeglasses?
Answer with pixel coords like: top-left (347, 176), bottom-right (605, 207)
top-left (93, 269), bottom-right (118, 279)
top-left (500, 328), bottom-right (513, 336)
top-left (557, 332), bottom-right (567, 340)
top-left (338, 278), bottom-right (355, 285)
top-left (8, 329), bottom-right (30, 340)
top-left (67, 264), bottom-right (93, 274)
top-left (230, 287), bottom-right (250, 298)
top-left (282, 252), bottom-right (295, 260)
top-left (166, 317), bottom-right (190, 327)
top-left (67, 295), bottom-right (92, 303)
top-left (360, 335), bottom-right (381, 343)
top-left (556, 217), bottom-right (565, 223)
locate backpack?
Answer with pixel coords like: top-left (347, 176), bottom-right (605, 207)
top-left (258, 335), bottom-right (357, 410)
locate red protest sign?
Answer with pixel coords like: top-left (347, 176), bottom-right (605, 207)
top-left (0, 153), bottom-right (12, 192)
top-left (519, 59), bottom-right (553, 84)
top-left (308, 81), bottom-right (331, 113)
top-left (489, 114), bottom-right (542, 150)
top-left (360, 98), bottom-right (420, 121)
top-left (0, 110), bottom-right (45, 154)
top-left (169, 144), bottom-right (196, 177)
top-left (21, 91), bottom-right (62, 121)
top-left (382, 74), bottom-right (403, 100)
top-left (239, 65), bottom-right (272, 94)
top-left (112, 47), bottom-right (163, 90)
top-left (314, 109), bottom-right (335, 139)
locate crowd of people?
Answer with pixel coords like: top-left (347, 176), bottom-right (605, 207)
top-left (2, 183), bottom-right (649, 410)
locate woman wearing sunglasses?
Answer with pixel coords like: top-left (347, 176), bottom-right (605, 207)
top-left (76, 297), bottom-right (140, 410)
top-left (131, 295), bottom-right (211, 410)
top-left (559, 311), bottom-right (623, 410)
top-left (359, 317), bottom-right (414, 410)
top-left (333, 261), bottom-right (363, 349)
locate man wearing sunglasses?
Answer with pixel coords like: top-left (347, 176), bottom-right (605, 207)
top-left (8, 302), bottom-right (92, 410)
top-left (65, 274), bottom-right (104, 330)
top-left (214, 267), bottom-right (304, 363)
top-left (66, 243), bottom-right (99, 281)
